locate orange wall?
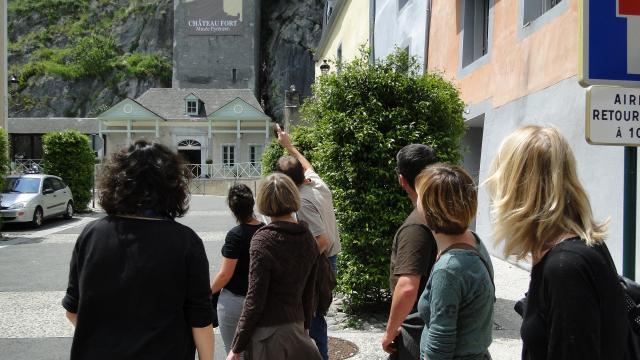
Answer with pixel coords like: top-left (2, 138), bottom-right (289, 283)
top-left (427, 0), bottom-right (579, 108)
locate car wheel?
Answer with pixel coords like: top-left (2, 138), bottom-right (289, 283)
top-left (32, 207), bottom-right (43, 228)
top-left (63, 202), bottom-right (73, 220)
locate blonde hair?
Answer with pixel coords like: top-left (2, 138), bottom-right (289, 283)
top-left (415, 164), bottom-right (477, 235)
top-left (256, 173), bottom-right (300, 217)
top-left (484, 125), bottom-right (608, 260)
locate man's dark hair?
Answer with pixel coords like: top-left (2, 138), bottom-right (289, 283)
top-left (276, 155), bottom-right (305, 186)
top-left (99, 140), bottom-right (189, 219)
top-left (227, 184), bottom-right (255, 223)
top-left (396, 144), bottom-right (437, 190)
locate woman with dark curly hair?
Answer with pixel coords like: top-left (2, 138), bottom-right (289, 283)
top-left (212, 184), bottom-right (264, 357)
top-left (61, 140), bottom-right (214, 360)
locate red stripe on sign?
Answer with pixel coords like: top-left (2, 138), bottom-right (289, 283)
top-left (619, 0), bottom-right (640, 16)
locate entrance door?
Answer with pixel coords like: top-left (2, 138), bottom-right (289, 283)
top-left (179, 149), bottom-right (202, 177)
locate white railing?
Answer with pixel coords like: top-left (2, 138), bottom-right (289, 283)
top-left (11, 158), bottom-right (43, 174)
top-left (185, 162), bottom-right (262, 179)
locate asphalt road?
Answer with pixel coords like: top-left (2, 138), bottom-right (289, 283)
top-left (0, 195), bottom-right (235, 360)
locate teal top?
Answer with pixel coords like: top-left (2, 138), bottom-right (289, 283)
top-left (418, 235), bottom-right (494, 360)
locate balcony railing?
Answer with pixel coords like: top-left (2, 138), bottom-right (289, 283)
top-left (185, 162), bottom-right (262, 179)
top-left (11, 158), bottom-right (43, 174)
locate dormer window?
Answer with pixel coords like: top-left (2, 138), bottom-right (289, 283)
top-left (186, 99), bottom-right (198, 115)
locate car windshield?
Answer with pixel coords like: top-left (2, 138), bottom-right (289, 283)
top-left (3, 178), bottom-right (41, 194)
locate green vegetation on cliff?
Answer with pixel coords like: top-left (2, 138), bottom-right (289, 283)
top-left (8, 0), bottom-right (173, 116)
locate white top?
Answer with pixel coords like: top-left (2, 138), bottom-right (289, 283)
top-left (297, 169), bottom-right (341, 257)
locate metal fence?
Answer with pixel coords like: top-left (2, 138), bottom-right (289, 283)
top-left (11, 158), bottom-right (43, 174)
top-left (185, 162), bottom-right (262, 179)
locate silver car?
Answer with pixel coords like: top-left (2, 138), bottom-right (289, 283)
top-left (0, 174), bottom-right (74, 227)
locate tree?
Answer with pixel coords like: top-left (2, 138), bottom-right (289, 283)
top-left (42, 130), bottom-right (95, 211)
top-left (300, 49), bottom-right (466, 310)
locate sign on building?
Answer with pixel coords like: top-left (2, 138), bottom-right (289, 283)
top-left (185, 0), bottom-right (243, 36)
top-left (581, 0), bottom-right (640, 87)
top-left (586, 86), bottom-right (640, 145)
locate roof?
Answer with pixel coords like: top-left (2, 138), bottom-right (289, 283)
top-left (8, 118), bottom-right (98, 134)
top-left (135, 88), bottom-right (264, 120)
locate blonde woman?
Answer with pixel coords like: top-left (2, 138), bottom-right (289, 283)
top-left (415, 164), bottom-right (494, 360)
top-left (485, 125), bottom-right (628, 360)
top-left (226, 173), bottom-right (321, 360)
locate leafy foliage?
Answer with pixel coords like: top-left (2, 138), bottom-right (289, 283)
top-left (297, 49), bottom-right (466, 310)
top-left (8, 0), bottom-right (172, 110)
top-left (42, 130), bottom-right (95, 211)
top-left (0, 129), bottom-right (10, 190)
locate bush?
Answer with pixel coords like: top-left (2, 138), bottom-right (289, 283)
top-left (300, 49), bottom-right (466, 311)
top-left (0, 128), bottom-right (10, 190)
top-left (42, 130), bottom-right (95, 211)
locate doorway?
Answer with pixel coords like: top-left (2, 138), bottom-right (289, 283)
top-left (178, 149), bottom-right (202, 178)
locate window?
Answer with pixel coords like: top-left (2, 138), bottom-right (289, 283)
top-left (51, 178), bottom-right (65, 191)
top-left (249, 145), bottom-right (263, 165)
top-left (399, 0), bottom-right (410, 10)
top-left (462, 0), bottom-right (490, 67)
top-left (232, 68), bottom-right (237, 83)
top-left (43, 178), bottom-right (55, 192)
top-left (523, 0), bottom-right (562, 25)
top-left (186, 99), bottom-right (198, 115)
top-left (223, 145), bottom-right (236, 166)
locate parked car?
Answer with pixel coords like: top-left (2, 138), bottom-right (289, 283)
top-left (0, 174), bottom-right (74, 228)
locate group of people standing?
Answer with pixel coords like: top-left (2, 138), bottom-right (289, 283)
top-left (61, 124), bottom-right (632, 360)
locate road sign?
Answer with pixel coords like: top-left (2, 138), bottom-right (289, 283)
top-left (581, 0), bottom-right (640, 87)
top-left (586, 86), bottom-right (640, 145)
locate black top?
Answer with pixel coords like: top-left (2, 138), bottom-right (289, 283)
top-left (62, 216), bottom-right (213, 360)
top-left (221, 222), bottom-right (264, 296)
top-left (521, 238), bottom-right (629, 360)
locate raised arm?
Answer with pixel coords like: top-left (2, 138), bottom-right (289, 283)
top-left (276, 124), bottom-right (313, 172)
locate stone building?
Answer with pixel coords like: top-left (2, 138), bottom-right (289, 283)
top-left (99, 0), bottom-right (271, 176)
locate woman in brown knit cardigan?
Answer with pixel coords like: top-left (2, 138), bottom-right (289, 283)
top-left (226, 173), bottom-right (322, 360)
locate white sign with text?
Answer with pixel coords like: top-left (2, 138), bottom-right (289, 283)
top-left (586, 86), bottom-right (640, 146)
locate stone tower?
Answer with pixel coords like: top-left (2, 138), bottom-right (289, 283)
top-left (173, 0), bottom-right (261, 92)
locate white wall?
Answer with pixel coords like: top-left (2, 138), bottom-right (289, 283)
top-left (474, 76), bottom-right (630, 272)
top-left (374, 0), bottom-right (427, 69)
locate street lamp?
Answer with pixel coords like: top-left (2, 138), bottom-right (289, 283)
top-left (320, 60), bottom-right (331, 75)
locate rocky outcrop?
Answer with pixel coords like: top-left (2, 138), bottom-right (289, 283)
top-left (8, 0), bottom-right (174, 117)
top-left (8, 0), bottom-right (323, 120)
top-left (260, 0), bottom-right (324, 121)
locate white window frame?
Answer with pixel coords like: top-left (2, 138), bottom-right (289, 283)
top-left (249, 144), bottom-right (264, 165)
top-left (186, 99), bottom-right (198, 116)
top-left (221, 144), bottom-right (236, 166)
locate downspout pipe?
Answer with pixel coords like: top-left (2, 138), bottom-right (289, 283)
top-left (424, 0), bottom-right (432, 74)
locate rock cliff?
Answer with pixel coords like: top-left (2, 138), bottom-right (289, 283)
top-left (7, 0), bottom-right (323, 121)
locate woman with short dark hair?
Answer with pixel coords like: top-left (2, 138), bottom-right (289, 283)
top-left (212, 184), bottom-right (264, 357)
top-left (62, 140), bottom-right (214, 360)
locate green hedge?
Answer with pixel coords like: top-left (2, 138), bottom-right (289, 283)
top-left (298, 49), bottom-right (466, 311)
top-left (42, 130), bottom-right (95, 211)
top-left (0, 128), bottom-right (10, 189)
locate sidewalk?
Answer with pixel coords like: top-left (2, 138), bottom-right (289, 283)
top-left (329, 255), bottom-right (530, 360)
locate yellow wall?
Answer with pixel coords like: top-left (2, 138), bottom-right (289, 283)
top-left (427, 0), bottom-right (579, 108)
top-left (315, 0), bottom-right (370, 77)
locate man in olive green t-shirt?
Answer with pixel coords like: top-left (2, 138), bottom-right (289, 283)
top-left (382, 144), bottom-right (438, 360)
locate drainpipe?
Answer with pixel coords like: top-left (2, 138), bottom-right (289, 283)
top-left (424, 0), bottom-right (432, 73)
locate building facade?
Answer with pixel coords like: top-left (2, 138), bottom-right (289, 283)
top-left (427, 0), bottom-right (634, 269)
top-left (98, 0), bottom-right (270, 177)
top-left (373, 0), bottom-right (428, 70)
top-left (173, 0), bottom-right (261, 92)
top-left (314, 0), bottom-right (374, 77)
